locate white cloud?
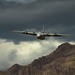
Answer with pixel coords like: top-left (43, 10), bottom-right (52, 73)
top-left (0, 38), bottom-right (74, 70)
top-left (5, 0), bottom-right (37, 3)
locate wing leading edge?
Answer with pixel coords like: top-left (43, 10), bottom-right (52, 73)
top-left (44, 33), bottom-right (70, 37)
top-left (13, 30), bottom-right (37, 36)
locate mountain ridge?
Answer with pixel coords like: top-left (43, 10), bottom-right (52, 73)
top-left (0, 43), bottom-right (75, 75)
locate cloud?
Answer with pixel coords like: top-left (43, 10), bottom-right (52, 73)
top-left (0, 0), bottom-right (75, 70)
top-left (0, 38), bottom-right (65, 70)
top-left (0, 1), bottom-right (75, 23)
top-left (0, 0), bottom-right (75, 42)
top-left (2, 0), bottom-right (37, 3)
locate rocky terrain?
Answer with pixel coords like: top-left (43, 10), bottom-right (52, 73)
top-left (0, 43), bottom-right (75, 75)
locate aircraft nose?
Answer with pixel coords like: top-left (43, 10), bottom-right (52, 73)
top-left (37, 33), bottom-right (40, 37)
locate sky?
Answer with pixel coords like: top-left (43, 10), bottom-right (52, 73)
top-left (0, 0), bottom-right (75, 70)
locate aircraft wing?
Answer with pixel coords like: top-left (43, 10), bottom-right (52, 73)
top-left (44, 33), bottom-right (70, 37)
top-left (13, 30), bottom-right (37, 36)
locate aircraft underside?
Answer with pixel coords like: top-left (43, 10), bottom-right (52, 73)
top-left (37, 35), bottom-right (45, 40)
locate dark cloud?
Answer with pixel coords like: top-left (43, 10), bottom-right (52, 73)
top-left (0, 0), bottom-right (75, 42)
top-left (0, 0), bottom-right (75, 70)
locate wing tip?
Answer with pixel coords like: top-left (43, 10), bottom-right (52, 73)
top-left (12, 30), bottom-right (16, 32)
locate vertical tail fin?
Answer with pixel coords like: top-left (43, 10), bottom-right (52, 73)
top-left (42, 26), bottom-right (45, 33)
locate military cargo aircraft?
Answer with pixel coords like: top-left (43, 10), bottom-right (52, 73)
top-left (13, 27), bottom-right (70, 40)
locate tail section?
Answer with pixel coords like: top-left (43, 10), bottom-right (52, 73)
top-left (42, 26), bottom-right (45, 33)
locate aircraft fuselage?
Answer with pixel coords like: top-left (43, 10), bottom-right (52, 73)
top-left (36, 33), bottom-right (45, 40)
top-left (37, 35), bottom-right (45, 40)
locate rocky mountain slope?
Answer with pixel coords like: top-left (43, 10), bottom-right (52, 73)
top-left (0, 43), bottom-right (75, 75)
